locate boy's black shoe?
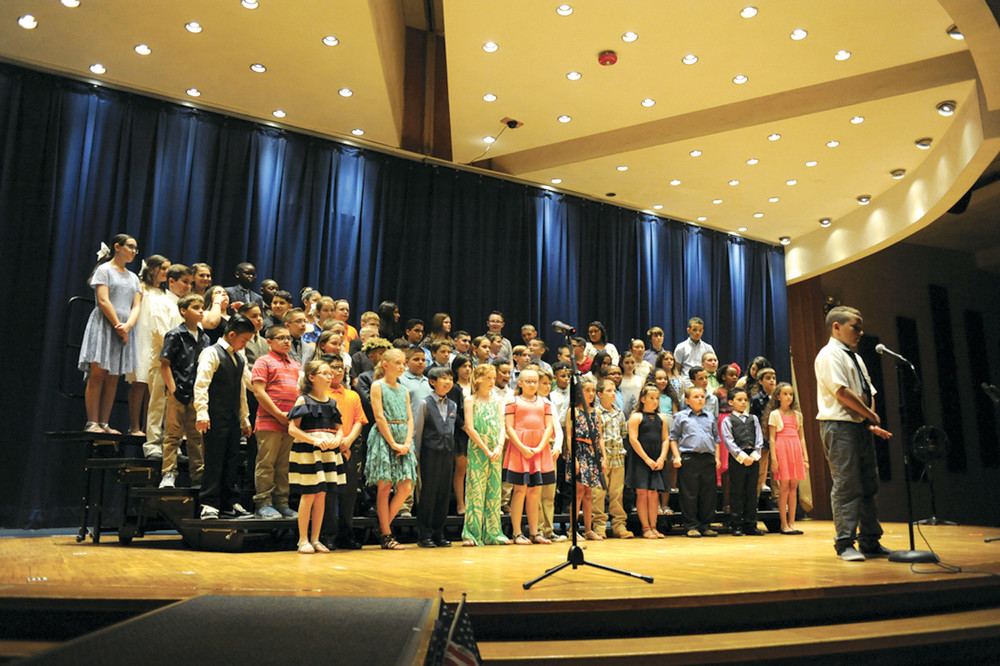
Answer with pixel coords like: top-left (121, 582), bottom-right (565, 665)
top-left (337, 536), bottom-right (363, 550)
top-left (417, 538), bottom-right (437, 548)
top-left (744, 527), bottom-right (766, 536)
top-left (433, 537), bottom-right (452, 547)
top-left (731, 528), bottom-right (744, 537)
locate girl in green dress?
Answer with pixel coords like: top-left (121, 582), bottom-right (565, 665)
top-left (461, 364), bottom-right (510, 546)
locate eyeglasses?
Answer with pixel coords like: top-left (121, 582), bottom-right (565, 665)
top-left (124, 243), bottom-right (138, 251)
top-left (270, 335), bottom-right (292, 342)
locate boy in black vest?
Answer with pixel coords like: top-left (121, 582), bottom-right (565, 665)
top-left (719, 388), bottom-right (765, 536)
top-left (194, 315), bottom-right (255, 520)
top-left (412, 366), bottom-right (458, 547)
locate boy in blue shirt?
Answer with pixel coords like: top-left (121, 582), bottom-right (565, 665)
top-left (671, 386), bottom-right (721, 537)
top-left (413, 366), bottom-right (458, 547)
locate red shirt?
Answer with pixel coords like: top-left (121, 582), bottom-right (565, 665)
top-left (252, 350), bottom-right (302, 432)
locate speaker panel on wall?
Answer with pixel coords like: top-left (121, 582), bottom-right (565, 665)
top-left (928, 284), bottom-right (967, 472)
top-left (964, 309), bottom-right (999, 468)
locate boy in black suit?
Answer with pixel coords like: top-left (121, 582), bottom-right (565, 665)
top-left (413, 366), bottom-right (458, 547)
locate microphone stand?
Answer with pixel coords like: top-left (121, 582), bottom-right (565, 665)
top-left (883, 353), bottom-right (938, 564)
top-left (523, 324), bottom-right (653, 588)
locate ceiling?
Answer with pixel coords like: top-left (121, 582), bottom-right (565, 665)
top-left (2, 0), bottom-right (1000, 278)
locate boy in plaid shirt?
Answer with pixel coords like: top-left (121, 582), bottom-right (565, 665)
top-left (591, 378), bottom-right (633, 538)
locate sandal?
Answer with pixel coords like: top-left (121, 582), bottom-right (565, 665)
top-left (462, 539), bottom-right (477, 547)
top-left (584, 530), bottom-right (603, 541)
top-left (380, 533), bottom-right (405, 550)
top-left (513, 533), bottom-right (531, 545)
top-left (531, 534), bottom-right (551, 545)
top-left (654, 530), bottom-right (666, 539)
top-left (297, 541), bottom-right (315, 554)
top-left (101, 424), bottom-right (122, 435)
top-left (311, 541), bottom-right (330, 553)
top-left (128, 429), bottom-right (146, 437)
top-left (642, 525), bottom-right (658, 539)
top-left (84, 422), bottom-right (103, 433)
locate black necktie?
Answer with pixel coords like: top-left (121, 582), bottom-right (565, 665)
top-left (843, 346), bottom-right (871, 407)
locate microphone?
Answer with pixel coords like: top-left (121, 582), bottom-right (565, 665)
top-left (875, 343), bottom-right (913, 368)
top-left (551, 320), bottom-right (576, 335)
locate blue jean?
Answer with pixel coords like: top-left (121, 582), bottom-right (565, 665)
top-left (820, 420), bottom-right (883, 552)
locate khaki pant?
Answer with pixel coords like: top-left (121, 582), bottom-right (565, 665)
top-left (143, 362), bottom-right (166, 457)
top-left (253, 430), bottom-right (293, 509)
top-left (162, 393), bottom-right (204, 483)
top-left (591, 465), bottom-right (627, 536)
top-left (536, 483), bottom-right (557, 537)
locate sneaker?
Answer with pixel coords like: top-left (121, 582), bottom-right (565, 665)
top-left (222, 503), bottom-right (252, 519)
top-left (398, 509), bottom-right (412, 518)
top-left (275, 506), bottom-right (298, 519)
top-left (158, 472), bottom-right (176, 489)
top-left (256, 505), bottom-right (282, 520)
top-left (686, 529), bottom-right (702, 538)
top-left (762, 484), bottom-right (771, 493)
top-left (200, 505), bottom-right (219, 520)
top-left (552, 533), bottom-right (569, 542)
top-left (701, 529), bottom-right (719, 537)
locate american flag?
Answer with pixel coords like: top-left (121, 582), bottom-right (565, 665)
top-left (424, 592), bottom-right (481, 666)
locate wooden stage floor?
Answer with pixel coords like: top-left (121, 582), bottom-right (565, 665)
top-left (3, 521), bottom-right (1000, 609)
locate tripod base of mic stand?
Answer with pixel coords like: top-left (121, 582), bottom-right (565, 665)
top-left (888, 549), bottom-right (939, 564)
top-left (915, 517), bottom-right (958, 526)
top-left (522, 545), bottom-right (654, 589)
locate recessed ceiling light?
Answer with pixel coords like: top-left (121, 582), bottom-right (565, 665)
top-left (826, 140), bottom-right (840, 148)
top-left (682, 54), bottom-right (698, 65)
top-left (768, 133), bottom-right (781, 141)
top-left (890, 168), bottom-right (906, 179)
top-left (947, 25), bottom-right (964, 40)
top-left (566, 71), bottom-right (582, 80)
top-left (915, 137), bottom-right (933, 149)
top-left (550, 178), bottom-right (562, 184)
top-left (937, 100), bottom-right (956, 116)
top-left (186, 88), bottom-right (201, 97)
top-left (689, 150), bottom-right (702, 157)
top-left (134, 44), bottom-right (151, 55)
top-left (834, 49), bottom-right (851, 61)
top-left (712, 199), bottom-right (723, 204)
top-left (738, 226), bottom-right (748, 232)
top-left (857, 194), bottom-right (871, 205)
top-left (322, 35), bottom-right (339, 46)
top-left (740, 7), bottom-right (758, 18)
top-left (185, 21), bottom-right (202, 33)
top-left (250, 63), bottom-right (266, 73)
top-left (806, 160), bottom-right (818, 167)
top-left (483, 41), bottom-right (499, 53)
top-left (786, 179), bottom-right (798, 186)
top-left (338, 88), bottom-right (353, 97)
top-left (653, 204), bottom-right (663, 210)
top-left (790, 28), bottom-right (808, 40)
top-left (272, 109), bottom-right (286, 118)
top-left (89, 63), bottom-right (106, 75)
top-left (753, 212), bottom-right (764, 218)
top-left (241, 0), bottom-right (259, 8)
top-left (850, 116), bottom-right (864, 124)
top-left (733, 74), bottom-right (748, 85)
top-left (819, 218), bottom-right (832, 227)
top-left (17, 14), bottom-right (37, 29)
top-left (746, 158), bottom-right (759, 165)
top-left (483, 136), bottom-right (496, 144)
top-left (351, 128), bottom-right (365, 136)
top-left (729, 179), bottom-right (740, 186)
top-left (670, 179), bottom-right (681, 186)
top-left (61, 0), bottom-right (81, 7)
top-left (641, 98), bottom-right (656, 107)
top-left (622, 31), bottom-right (638, 42)
top-left (558, 115), bottom-right (571, 123)
top-left (779, 236), bottom-right (791, 245)
top-left (482, 93), bottom-right (497, 102)
top-left (616, 166), bottom-right (629, 171)
top-left (697, 216), bottom-right (708, 222)
top-left (768, 196), bottom-right (779, 203)
top-left (556, 4), bottom-right (573, 16)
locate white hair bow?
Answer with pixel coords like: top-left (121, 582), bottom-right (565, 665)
top-left (141, 259), bottom-right (148, 273)
top-left (96, 242), bottom-right (111, 260)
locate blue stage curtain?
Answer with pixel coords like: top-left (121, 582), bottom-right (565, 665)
top-left (0, 63), bottom-right (789, 527)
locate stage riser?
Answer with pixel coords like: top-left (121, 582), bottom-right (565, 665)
top-left (469, 581), bottom-right (1000, 641)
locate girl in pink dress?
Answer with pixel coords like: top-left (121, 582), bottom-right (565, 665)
top-left (503, 369), bottom-right (555, 544)
top-left (767, 383), bottom-right (810, 534)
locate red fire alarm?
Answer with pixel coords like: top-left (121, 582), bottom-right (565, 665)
top-left (599, 50), bottom-right (618, 66)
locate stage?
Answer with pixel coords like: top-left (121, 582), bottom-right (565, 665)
top-left (3, 521), bottom-right (1000, 663)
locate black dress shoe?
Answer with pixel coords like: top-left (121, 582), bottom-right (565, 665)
top-left (417, 538), bottom-right (437, 548)
top-left (320, 538), bottom-right (338, 551)
top-left (731, 528), bottom-right (744, 537)
top-left (337, 537), bottom-right (363, 550)
top-left (433, 538), bottom-right (452, 547)
top-left (743, 528), bottom-right (766, 536)
top-left (859, 543), bottom-right (893, 557)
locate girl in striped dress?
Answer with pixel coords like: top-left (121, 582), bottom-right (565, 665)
top-left (288, 360), bottom-right (345, 554)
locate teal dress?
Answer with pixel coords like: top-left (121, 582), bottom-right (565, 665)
top-left (364, 380), bottom-right (418, 484)
top-left (462, 396), bottom-right (509, 545)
